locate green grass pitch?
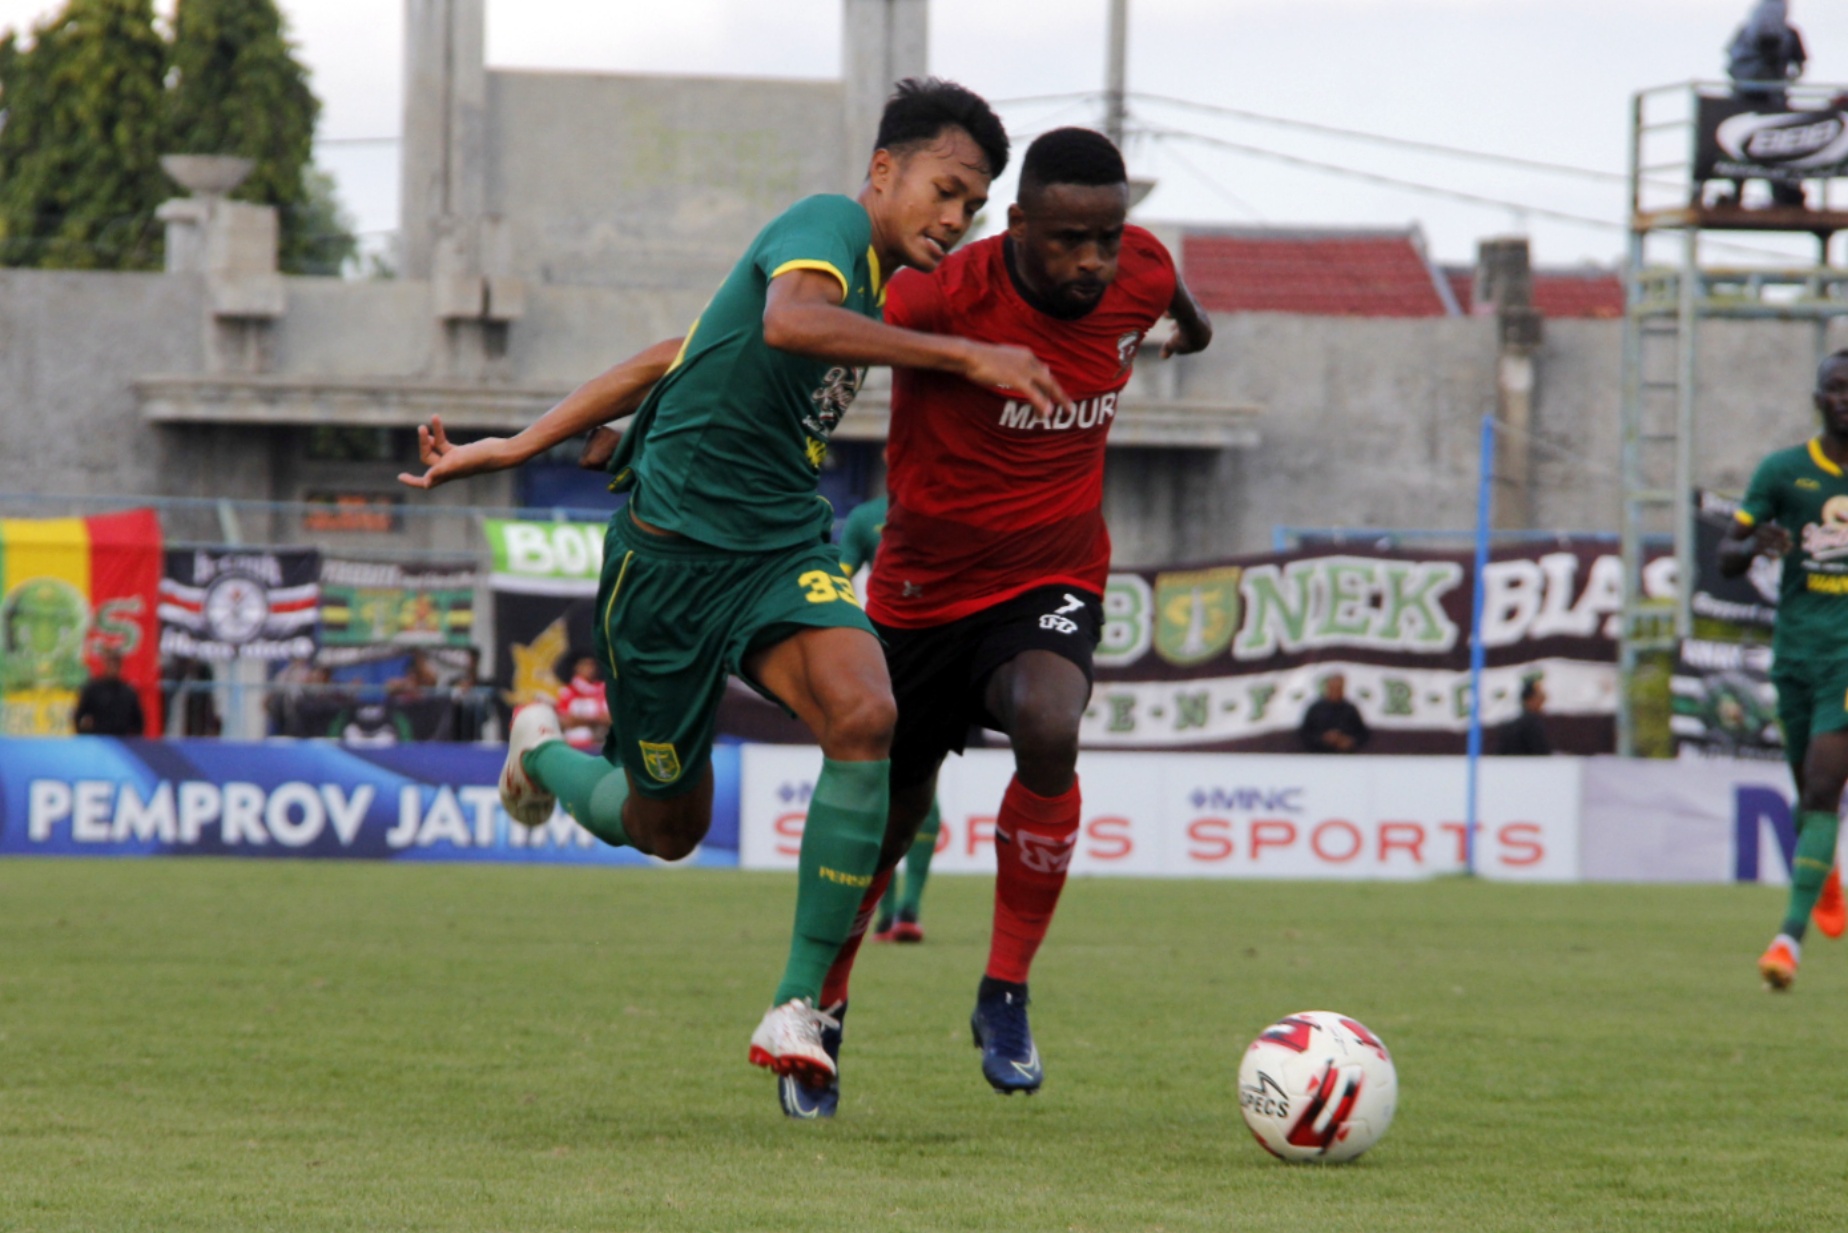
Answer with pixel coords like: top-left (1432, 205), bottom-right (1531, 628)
top-left (3, 860), bottom-right (1845, 1231)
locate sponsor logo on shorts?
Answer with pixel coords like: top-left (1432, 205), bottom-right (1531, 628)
top-left (639, 740), bottom-right (683, 783)
top-left (1039, 614), bottom-right (1079, 634)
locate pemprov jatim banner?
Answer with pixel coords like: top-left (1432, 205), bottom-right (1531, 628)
top-left (0, 737), bottom-right (739, 865)
top-left (1083, 542), bottom-right (1673, 755)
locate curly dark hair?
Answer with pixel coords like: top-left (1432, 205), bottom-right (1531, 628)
top-left (1019, 127), bottom-right (1127, 201)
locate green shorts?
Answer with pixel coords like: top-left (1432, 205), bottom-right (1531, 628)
top-left (1773, 659), bottom-right (1848, 769)
top-left (592, 509), bottom-right (876, 799)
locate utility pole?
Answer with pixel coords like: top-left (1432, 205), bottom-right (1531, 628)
top-left (1105, 0), bottom-right (1128, 148)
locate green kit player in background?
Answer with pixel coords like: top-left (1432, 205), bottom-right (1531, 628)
top-left (1722, 350), bottom-right (1848, 991)
top-left (840, 494), bottom-right (939, 943)
top-left (399, 79), bottom-right (1069, 1086)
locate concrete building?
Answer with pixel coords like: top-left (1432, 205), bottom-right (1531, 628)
top-left (0, 0), bottom-right (1840, 570)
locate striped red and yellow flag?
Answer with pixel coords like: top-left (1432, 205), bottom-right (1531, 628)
top-left (0, 510), bottom-right (163, 736)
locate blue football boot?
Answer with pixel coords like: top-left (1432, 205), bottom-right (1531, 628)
top-left (970, 977), bottom-right (1042, 1095)
top-left (777, 1000), bottom-right (845, 1119)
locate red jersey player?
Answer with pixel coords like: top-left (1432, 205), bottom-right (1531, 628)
top-left (555, 656), bottom-right (611, 751)
top-left (780, 128), bottom-right (1212, 1118)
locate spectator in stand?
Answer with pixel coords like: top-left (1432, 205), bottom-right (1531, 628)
top-left (449, 646), bottom-right (493, 743)
top-left (386, 649), bottom-right (440, 699)
top-left (1724, 0), bottom-right (1808, 208)
top-left (75, 650), bottom-right (144, 736)
top-left (556, 656), bottom-right (611, 751)
top-left (1299, 672), bottom-right (1369, 754)
top-left (1497, 678), bottom-right (1553, 756)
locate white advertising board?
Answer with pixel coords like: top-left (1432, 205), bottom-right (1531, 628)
top-left (740, 747), bottom-right (1581, 881)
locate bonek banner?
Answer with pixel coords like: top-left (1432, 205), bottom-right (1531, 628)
top-left (741, 746), bottom-right (1582, 881)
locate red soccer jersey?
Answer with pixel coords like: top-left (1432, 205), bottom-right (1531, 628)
top-left (869, 226), bottom-right (1176, 628)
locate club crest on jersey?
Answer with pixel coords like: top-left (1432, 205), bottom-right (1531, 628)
top-left (639, 740), bottom-right (683, 784)
top-left (1154, 565), bottom-right (1243, 666)
top-left (1115, 330), bottom-right (1143, 377)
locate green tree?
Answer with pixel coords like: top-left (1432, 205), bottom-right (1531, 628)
top-left (167, 0), bottom-right (344, 274)
top-left (0, 0), bottom-right (170, 270)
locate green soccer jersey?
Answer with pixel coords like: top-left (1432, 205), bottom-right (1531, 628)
top-left (1738, 436), bottom-right (1848, 666)
top-left (839, 495), bottom-right (888, 573)
top-left (609, 194), bottom-right (888, 552)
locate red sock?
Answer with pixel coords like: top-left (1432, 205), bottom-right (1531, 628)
top-left (986, 775), bottom-right (1080, 984)
top-left (820, 867), bottom-right (893, 1007)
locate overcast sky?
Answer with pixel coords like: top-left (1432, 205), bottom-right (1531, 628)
top-left (6, 1), bottom-right (1848, 267)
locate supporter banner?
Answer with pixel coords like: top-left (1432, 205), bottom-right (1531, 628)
top-left (741, 745), bottom-right (1581, 882)
top-left (486, 519), bottom-right (607, 716)
top-left (0, 511), bottom-right (162, 737)
top-left (0, 738), bottom-right (739, 866)
top-left (159, 548), bottom-right (320, 663)
top-left (1085, 542), bottom-right (1672, 754)
top-left (316, 558), bottom-right (477, 667)
top-left (1674, 490), bottom-right (1782, 759)
top-left (1694, 97), bottom-right (1848, 184)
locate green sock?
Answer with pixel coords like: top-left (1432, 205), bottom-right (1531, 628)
top-left (772, 758), bottom-right (889, 1006)
top-left (1780, 809), bottom-right (1840, 941)
top-left (898, 799), bottom-right (941, 919)
top-left (523, 742), bottom-right (632, 848)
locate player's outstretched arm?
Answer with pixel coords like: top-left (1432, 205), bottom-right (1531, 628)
top-left (1717, 518), bottom-right (1790, 578)
top-left (762, 269), bottom-right (1071, 417)
top-left (397, 337), bottom-right (682, 490)
top-left (1161, 275), bottom-right (1214, 359)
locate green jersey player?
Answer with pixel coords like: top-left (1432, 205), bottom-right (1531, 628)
top-left (1722, 349), bottom-right (1848, 990)
top-left (399, 79), bottom-right (1069, 1089)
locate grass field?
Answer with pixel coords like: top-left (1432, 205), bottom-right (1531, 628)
top-left (3, 861), bottom-right (1845, 1232)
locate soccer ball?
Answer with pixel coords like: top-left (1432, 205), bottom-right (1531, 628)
top-left (1237, 1010), bottom-right (1397, 1163)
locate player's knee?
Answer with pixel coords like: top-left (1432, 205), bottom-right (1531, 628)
top-left (1800, 779), bottom-right (1847, 814)
top-left (822, 688), bottom-right (896, 759)
top-left (1011, 704), bottom-right (1080, 775)
top-left (648, 829), bottom-right (703, 862)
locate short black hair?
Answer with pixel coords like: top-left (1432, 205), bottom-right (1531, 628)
top-left (875, 77), bottom-right (1009, 178)
top-left (1819, 349), bottom-right (1848, 388)
top-left (1019, 127), bottom-right (1127, 200)
top-left (1521, 677), bottom-right (1543, 703)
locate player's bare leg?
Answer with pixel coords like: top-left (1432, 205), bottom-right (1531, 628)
top-left (969, 649), bottom-right (1091, 1092)
top-left (1762, 731), bottom-right (1848, 989)
top-left (744, 627), bottom-right (894, 1080)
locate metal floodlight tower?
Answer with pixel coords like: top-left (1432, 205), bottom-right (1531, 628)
top-left (1617, 80), bottom-right (1848, 755)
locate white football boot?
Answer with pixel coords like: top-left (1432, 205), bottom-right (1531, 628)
top-left (500, 703), bottom-right (563, 828)
top-left (748, 999), bottom-right (841, 1085)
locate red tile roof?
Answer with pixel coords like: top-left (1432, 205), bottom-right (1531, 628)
top-left (1180, 228), bottom-right (1456, 318)
top-left (1445, 268), bottom-right (1625, 319)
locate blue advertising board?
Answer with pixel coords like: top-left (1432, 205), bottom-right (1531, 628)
top-left (0, 738), bottom-right (739, 866)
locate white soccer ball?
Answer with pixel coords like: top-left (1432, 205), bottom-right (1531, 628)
top-left (1237, 1010), bottom-right (1397, 1163)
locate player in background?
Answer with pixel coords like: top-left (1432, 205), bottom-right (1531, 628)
top-left (1723, 350), bottom-right (1848, 990)
top-left (839, 494), bottom-right (940, 944)
top-left (780, 128), bottom-right (1212, 1117)
top-left (399, 79), bottom-right (1069, 1088)
top-left (556, 657), bottom-right (612, 751)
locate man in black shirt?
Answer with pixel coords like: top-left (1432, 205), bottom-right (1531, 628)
top-left (1496, 678), bottom-right (1552, 756)
top-left (1299, 673), bottom-right (1369, 753)
top-left (74, 651), bottom-right (145, 737)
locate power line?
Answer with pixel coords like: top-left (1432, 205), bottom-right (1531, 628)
top-left (1132, 92), bottom-right (1628, 184)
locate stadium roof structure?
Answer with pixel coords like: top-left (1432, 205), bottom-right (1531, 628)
top-left (1178, 225), bottom-right (1626, 320)
top-left (1178, 226), bottom-right (1461, 318)
top-left (1444, 266), bottom-right (1626, 320)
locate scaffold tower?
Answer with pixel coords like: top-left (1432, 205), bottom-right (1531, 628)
top-left (1618, 80), bottom-right (1848, 755)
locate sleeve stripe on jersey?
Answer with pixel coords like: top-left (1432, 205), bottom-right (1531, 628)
top-left (770, 259), bottom-right (850, 302)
